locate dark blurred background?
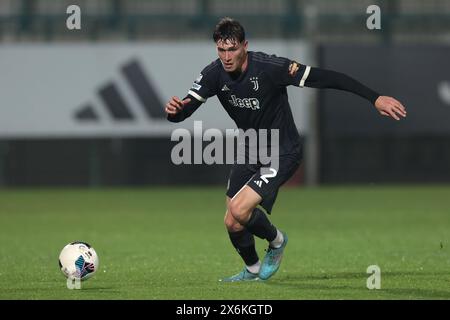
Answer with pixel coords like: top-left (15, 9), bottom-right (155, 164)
top-left (0, 0), bottom-right (449, 187)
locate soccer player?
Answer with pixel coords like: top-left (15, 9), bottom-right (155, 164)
top-left (165, 17), bottom-right (406, 282)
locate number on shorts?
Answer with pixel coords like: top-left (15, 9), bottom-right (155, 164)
top-left (260, 168), bottom-right (277, 184)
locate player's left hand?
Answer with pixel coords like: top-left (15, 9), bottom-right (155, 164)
top-left (374, 96), bottom-right (407, 121)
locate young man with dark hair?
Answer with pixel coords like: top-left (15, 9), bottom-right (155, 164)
top-left (165, 17), bottom-right (406, 282)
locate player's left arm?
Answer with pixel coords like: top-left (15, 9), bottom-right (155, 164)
top-left (291, 63), bottom-right (407, 121)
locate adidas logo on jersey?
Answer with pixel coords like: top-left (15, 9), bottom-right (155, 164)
top-left (254, 180), bottom-right (263, 187)
top-left (221, 84), bottom-right (230, 91)
top-left (228, 95), bottom-right (260, 110)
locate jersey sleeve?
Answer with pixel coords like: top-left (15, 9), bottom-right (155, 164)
top-left (263, 54), bottom-right (312, 88)
top-left (187, 61), bottom-right (220, 103)
top-left (303, 67), bottom-right (380, 104)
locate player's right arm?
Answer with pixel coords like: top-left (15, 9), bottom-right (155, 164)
top-left (165, 95), bottom-right (201, 122)
top-left (165, 61), bottom-right (219, 123)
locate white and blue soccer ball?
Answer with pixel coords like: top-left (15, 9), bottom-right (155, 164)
top-left (58, 241), bottom-right (99, 281)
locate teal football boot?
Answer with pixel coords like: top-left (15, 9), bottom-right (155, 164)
top-left (219, 267), bottom-right (259, 282)
top-left (259, 232), bottom-right (288, 280)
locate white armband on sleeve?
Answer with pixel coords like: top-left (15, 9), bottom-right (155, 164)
top-left (299, 65), bottom-right (311, 87)
top-left (188, 90), bottom-right (206, 103)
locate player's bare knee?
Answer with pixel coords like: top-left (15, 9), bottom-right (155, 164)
top-left (224, 211), bottom-right (234, 229)
top-left (229, 199), bottom-right (251, 224)
top-left (224, 213), bottom-right (243, 232)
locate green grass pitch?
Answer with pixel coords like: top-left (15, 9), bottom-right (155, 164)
top-left (0, 185), bottom-right (449, 300)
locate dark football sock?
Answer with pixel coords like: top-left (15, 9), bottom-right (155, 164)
top-left (245, 208), bottom-right (277, 242)
top-left (228, 229), bottom-right (259, 267)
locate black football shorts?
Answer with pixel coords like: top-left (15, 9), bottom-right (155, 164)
top-left (226, 153), bottom-right (301, 214)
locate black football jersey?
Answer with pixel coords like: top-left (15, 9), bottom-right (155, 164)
top-left (188, 51), bottom-right (311, 155)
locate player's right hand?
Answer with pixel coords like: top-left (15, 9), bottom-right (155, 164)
top-left (165, 96), bottom-right (191, 115)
